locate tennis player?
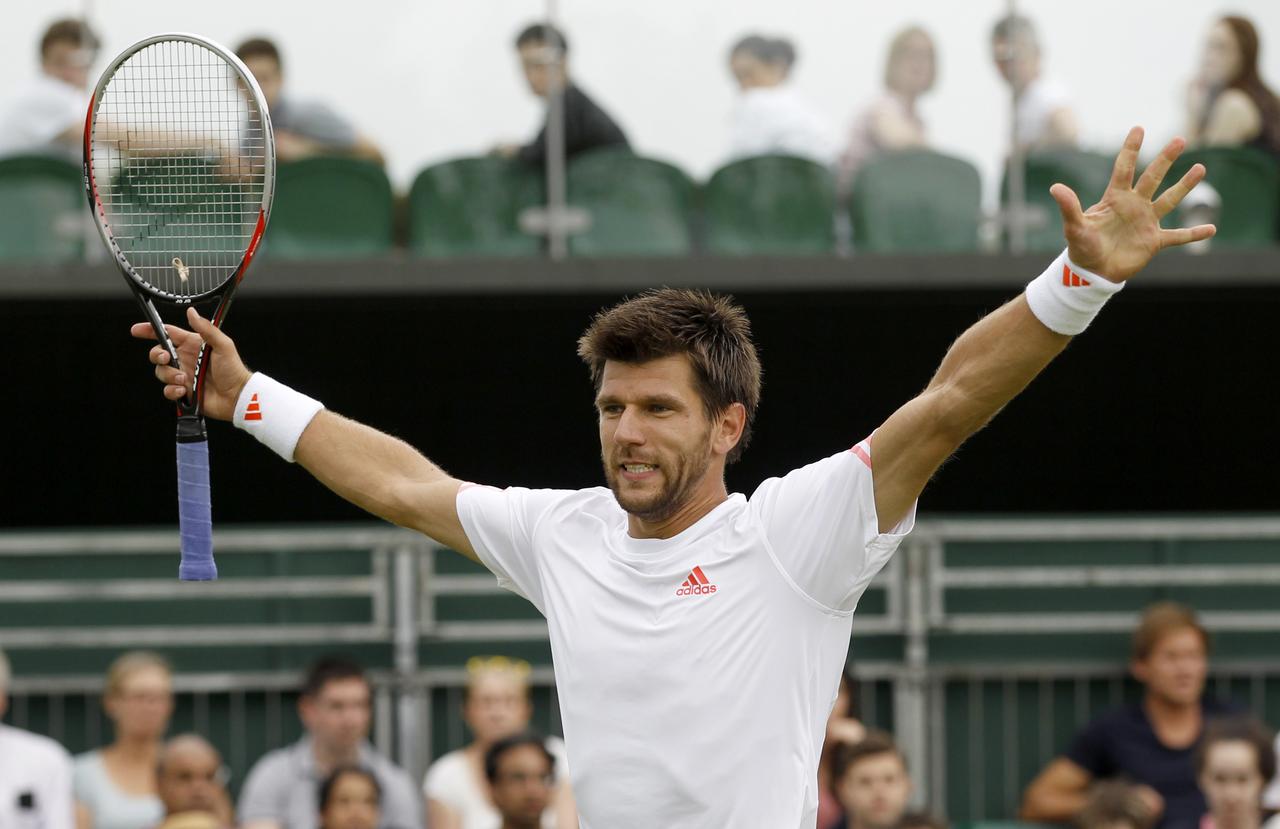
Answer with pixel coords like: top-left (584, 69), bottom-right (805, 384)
top-left (135, 127), bottom-right (1213, 828)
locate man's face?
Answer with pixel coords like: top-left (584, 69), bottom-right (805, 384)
top-left (157, 743), bottom-right (225, 816)
top-left (463, 673), bottom-right (531, 745)
top-left (596, 355), bottom-right (720, 524)
top-left (300, 678), bottom-right (371, 753)
top-left (320, 772), bottom-right (380, 829)
top-left (242, 55), bottom-right (282, 111)
top-left (1199, 740), bottom-right (1264, 826)
top-left (518, 43), bottom-right (565, 98)
top-left (837, 753), bottom-right (912, 829)
top-left (490, 744), bottom-right (553, 827)
top-left (43, 40), bottom-right (95, 90)
top-left (729, 53), bottom-right (785, 91)
top-left (991, 34), bottom-right (1037, 89)
top-left (1132, 627), bottom-right (1207, 706)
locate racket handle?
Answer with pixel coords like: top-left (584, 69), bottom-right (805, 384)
top-left (176, 416), bottom-right (217, 581)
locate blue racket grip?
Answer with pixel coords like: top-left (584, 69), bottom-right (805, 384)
top-left (176, 430), bottom-right (217, 581)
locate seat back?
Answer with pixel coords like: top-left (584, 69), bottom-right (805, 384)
top-left (564, 149), bottom-right (696, 256)
top-left (1165, 146), bottom-right (1280, 248)
top-left (268, 157), bottom-right (394, 259)
top-left (703, 155), bottom-right (836, 254)
top-left (850, 150), bottom-right (983, 253)
top-left (408, 156), bottom-right (543, 257)
top-left (0, 155), bottom-right (86, 262)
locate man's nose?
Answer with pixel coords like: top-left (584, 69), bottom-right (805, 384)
top-left (615, 407), bottom-right (646, 444)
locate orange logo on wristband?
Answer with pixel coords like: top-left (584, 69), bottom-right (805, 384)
top-left (1062, 264), bottom-right (1092, 288)
top-left (244, 393), bottom-right (263, 421)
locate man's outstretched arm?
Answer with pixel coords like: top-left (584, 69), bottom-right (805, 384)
top-left (869, 126), bottom-right (1215, 531)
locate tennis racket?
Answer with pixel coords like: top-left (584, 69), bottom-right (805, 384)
top-left (84, 33), bottom-right (275, 580)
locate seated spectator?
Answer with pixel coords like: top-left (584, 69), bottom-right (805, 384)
top-left (485, 733), bottom-right (557, 829)
top-left (1021, 602), bottom-right (1241, 829)
top-left (495, 23), bottom-right (629, 166)
top-left (900, 813), bottom-right (948, 829)
top-left (725, 34), bottom-right (836, 164)
top-left (1195, 717), bottom-right (1280, 829)
top-left (990, 14), bottom-right (1078, 153)
top-left (237, 657), bottom-right (419, 829)
top-left (75, 651), bottom-right (174, 829)
top-left (1077, 781), bottom-right (1157, 829)
top-left (155, 734), bottom-right (234, 829)
top-left (317, 767), bottom-right (380, 829)
top-left (424, 656), bottom-right (574, 829)
top-left (837, 25), bottom-right (937, 195)
top-left (0, 19), bottom-right (98, 161)
top-left (235, 38), bottom-right (384, 165)
top-left (1264, 733), bottom-right (1280, 812)
top-left (818, 664), bottom-right (868, 829)
top-left (0, 648), bottom-right (74, 829)
top-left (1185, 16), bottom-right (1280, 162)
top-left (830, 730), bottom-right (916, 829)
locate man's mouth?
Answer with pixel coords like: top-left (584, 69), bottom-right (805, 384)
top-left (621, 463), bottom-right (657, 473)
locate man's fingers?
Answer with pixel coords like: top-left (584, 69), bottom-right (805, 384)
top-left (1152, 163), bottom-right (1207, 219)
top-left (186, 307), bottom-right (232, 350)
top-left (1049, 182), bottom-right (1085, 231)
top-left (1159, 223), bottom-right (1216, 249)
top-left (130, 322), bottom-right (159, 341)
top-left (1134, 136), bottom-right (1186, 200)
top-left (1107, 126), bottom-right (1145, 191)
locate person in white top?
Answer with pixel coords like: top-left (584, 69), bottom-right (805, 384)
top-left (990, 14), bottom-right (1079, 153)
top-left (134, 125), bottom-right (1217, 827)
top-left (725, 34), bottom-right (837, 164)
top-left (0, 19), bottom-right (97, 161)
top-left (423, 656), bottom-right (575, 829)
top-left (0, 648), bottom-right (75, 829)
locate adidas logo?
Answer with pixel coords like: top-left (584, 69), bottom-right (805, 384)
top-left (244, 393), bottom-right (262, 421)
top-left (676, 565), bottom-right (717, 597)
top-left (1061, 264), bottom-right (1091, 288)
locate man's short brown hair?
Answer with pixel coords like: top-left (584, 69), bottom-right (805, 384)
top-left (1131, 601), bottom-right (1209, 662)
top-left (831, 730), bottom-right (905, 784)
top-left (40, 19), bottom-right (98, 61)
top-left (236, 37), bottom-right (282, 70)
top-left (1076, 780), bottom-right (1155, 829)
top-left (577, 288), bottom-right (762, 463)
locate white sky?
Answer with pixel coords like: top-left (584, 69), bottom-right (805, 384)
top-left (6, 0), bottom-right (1280, 204)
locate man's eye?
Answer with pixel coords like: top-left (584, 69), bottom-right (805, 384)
top-left (600, 405), bottom-right (622, 416)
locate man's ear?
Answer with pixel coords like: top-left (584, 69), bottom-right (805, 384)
top-left (714, 403), bottom-right (747, 456)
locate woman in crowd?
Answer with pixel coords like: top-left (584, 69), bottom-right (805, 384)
top-left (74, 651), bottom-right (174, 829)
top-left (725, 33), bottom-right (837, 164)
top-left (1196, 716), bottom-right (1280, 829)
top-left (319, 767), bottom-right (382, 829)
top-left (1186, 15), bottom-right (1280, 160)
top-left (837, 25), bottom-right (937, 195)
top-left (818, 664), bottom-right (868, 829)
top-left (423, 656), bottom-right (575, 829)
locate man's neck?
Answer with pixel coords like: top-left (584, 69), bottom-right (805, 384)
top-left (501, 820), bottom-right (541, 829)
top-left (1143, 692), bottom-right (1199, 723)
top-left (627, 484), bottom-right (729, 539)
top-left (310, 738), bottom-right (360, 776)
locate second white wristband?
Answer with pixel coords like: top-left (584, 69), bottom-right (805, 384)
top-left (232, 373), bottom-right (324, 463)
top-left (1024, 249), bottom-right (1125, 336)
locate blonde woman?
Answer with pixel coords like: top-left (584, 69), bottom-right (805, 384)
top-left (423, 657), bottom-right (576, 829)
top-left (74, 652), bottom-right (174, 829)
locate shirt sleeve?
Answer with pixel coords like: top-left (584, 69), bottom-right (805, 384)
top-left (749, 436), bottom-right (916, 612)
top-left (235, 756), bottom-right (283, 822)
top-left (379, 767), bottom-right (423, 829)
top-left (455, 485), bottom-right (570, 614)
top-left (1063, 716), bottom-right (1116, 777)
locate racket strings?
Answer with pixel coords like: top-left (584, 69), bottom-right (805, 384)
top-left (92, 39), bottom-right (268, 299)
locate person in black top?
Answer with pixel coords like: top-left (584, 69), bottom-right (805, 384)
top-left (1021, 603), bottom-right (1242, 829)
top-left (495, 23), bottom-right (629, 165)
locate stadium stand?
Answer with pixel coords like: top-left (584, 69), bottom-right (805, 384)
top-left (1164, 146), bottom-right (1280, 249)
top-left (267, 157), bottom-right (394, 259)
top-left (0, 154), bottom-right (85, 262)
top-left (1002, 149), bottom-right (1114, 252)
top-left (407, 156), bottom-right (544, 258)
top-left (702, 154), bottom-right (837, 254)
top-left (849, 149), bottom-right (983, 253)
top-left (564, 148), bottom-right (697, 256)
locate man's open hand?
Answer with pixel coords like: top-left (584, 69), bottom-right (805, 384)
top-left (1051, 126), bottom-right (1216, 282)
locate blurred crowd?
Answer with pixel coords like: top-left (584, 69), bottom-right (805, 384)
top-left (3, 603), bottom-right (1280, 829)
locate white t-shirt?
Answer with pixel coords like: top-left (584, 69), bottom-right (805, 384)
top-left (456, 438), bottom-right (915, 829)
top-left (727, 85), bottom-right (838, 165)
top-left (0, 73), bottom-right (87, 161)
top-left (0, 723), bottom-right (75, 829)
top-left (1013, 76), bottom-right (1073, 150)
top-left (422, 737), bottom-right (568, 829)
top-left (1263, 732), bottom-right (1280, 809)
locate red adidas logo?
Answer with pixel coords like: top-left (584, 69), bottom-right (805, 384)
top-left (676, 565), bottom-right (717, 597)
top-left (244, 393), bottom-right (262, 421)
top-left (1061, 264), bottom-right (1091, 287)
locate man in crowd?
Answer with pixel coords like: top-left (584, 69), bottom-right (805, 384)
top-left (486, 733), bottom-right (558, 829)
top-left (0, 649), bottom-right (74, 829)
top-left (1021, 602), bottom-right (1240, 829)
top-left (831, 731), bottom-right (915, 829)
top-left (990, 14), bottom-right (1078, 153)
top-left (0, 19), bottom-right (97, 160)
top-left (237, 657), bottom-right (419, 829)
top-left (156, 734), bottom-right (234, 829)
top-left (235, 38), bottom-right (384, 165)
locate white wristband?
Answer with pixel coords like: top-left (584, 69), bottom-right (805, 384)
top-left (233, 373), bottom-right (324, 463)
top-left (1024, 249), bottom-right (1125, 336)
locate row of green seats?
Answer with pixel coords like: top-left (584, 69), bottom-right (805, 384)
top-left (2, 146), bottom-right (1276, 262)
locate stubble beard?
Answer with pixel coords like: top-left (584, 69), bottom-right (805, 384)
top-left (604, 436), bottom-right (714, 524)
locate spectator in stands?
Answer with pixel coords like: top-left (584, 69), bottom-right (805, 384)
top-left (990, 14), bottom-right (1078, 153)
top-left (0, 19), bottom-right (97, 161)
top-left (837, 25), bottom-right (937, 195)
top-left (1076, 781), bottom-right (1157, 829)
top-left (494, 23), bottom-right (629, 166)
top-left (423, 655), bottom-right (575, 829)
top-left (830, 730), bottom-right (917, 829)
top-left (317, 767), bottom-right (380, 829)
top-left (725, 34), bottom-right (836, 164)
top-left (1185, 16), bottom-right (1280, 162)
top-left (1264, 733), bottom-right (1280, 814)
top-left (818, 664), bottom-right (868, 829)
top-left (1021, 602), bottom-right (1241, 829)
top-left (235, 38), bottom-right (384, 165)
top-left (484, 733), bottom-right (557, 829)
top-left (1195, 717), bottom-right (1280, 829)
top-left (237, 657), bottom-right (420, 829)
top-left (74, 651), bottom-right (174, 829)
top-left (155, 734), bottom-right (234, 829)
top-left (0, 648), bottom-right (75, 829)
top-left (899, 813), bottom-right (949, 829)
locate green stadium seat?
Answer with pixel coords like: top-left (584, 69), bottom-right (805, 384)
top-left (703, 154), bottom-right (836, 254)
top-left (268, 157), bottom-right (393, 258)
top-left (1003, 150), bottom-right (1114, 252)
top-left (850, 150), bottom-right (982, 253)
top-left (1163, 146), bottom-right (1279, 248)
top-left (565, 149), bottom-right (696, 256)
top-left (408, 156), bottom-right (543, 257)
top-left (0, 155), bottom-right (85, 262)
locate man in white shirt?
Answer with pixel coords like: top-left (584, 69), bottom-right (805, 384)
top-left (135, 128), bottom-right (1215, 827)
top-left (991, 14), bottom-right (1079, 153)
top-left (726, 34), bottom-right (837, 164)
top-left (0, 649), bottom-right (75, 829)
top-left (0, 19), bottom-right (97, 161)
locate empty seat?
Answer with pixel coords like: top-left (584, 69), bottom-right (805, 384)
top-left (0, 155), bottom-right (86, 262)
top-left (703, 155), bottom-right (836, 254)
top-left (1003, 150), bottom-right (1114, 252)
top-left (850, 150), bottom-right (982, 253)
top-left (1163, 146), bottom-right (1279, 248)
top-left (408, 156), bottom-right (543, 257)
top-left (565, 149), bottom-right (696, 256)
top-left (268, 157), bottom-right (393, 258)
